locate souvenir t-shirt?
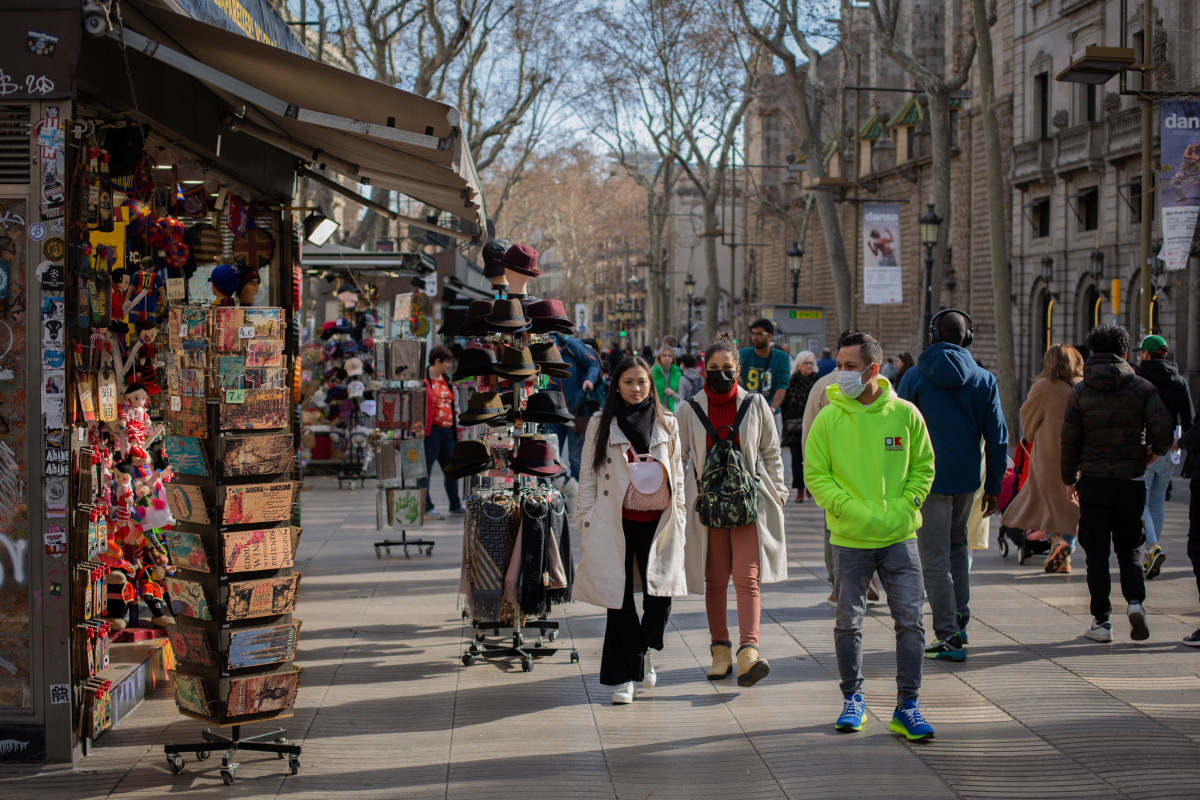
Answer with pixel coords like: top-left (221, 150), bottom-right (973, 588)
top-left (429, 378), bottom-right (454, 429)
top-left (738, 346), bottom-right (791, 406)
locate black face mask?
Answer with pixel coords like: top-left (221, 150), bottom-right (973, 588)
top-left (705, 368), bottom-right (736, 393)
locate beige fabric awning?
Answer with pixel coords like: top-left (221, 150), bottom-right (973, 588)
top-left (118, 0), bottom-right (486, 238)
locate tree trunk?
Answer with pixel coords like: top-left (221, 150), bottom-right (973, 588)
top-left (807, 156), bottom-right (853, 331)
top-left (970, 0), bottom-right (1019, 437)
top-left (703, 194), bottom-right (722, 342)
top-left (926, 88), bottom-right (952, 336)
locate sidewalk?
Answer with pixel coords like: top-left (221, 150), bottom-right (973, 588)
top-left (4, 475), bottom-right (1200, 799)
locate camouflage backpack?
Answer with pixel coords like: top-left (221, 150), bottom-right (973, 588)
top-left (688, 398), bottom-right (759, 529)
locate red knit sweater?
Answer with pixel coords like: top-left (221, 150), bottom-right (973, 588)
top-left (703, 384), bottom-right (740, 448)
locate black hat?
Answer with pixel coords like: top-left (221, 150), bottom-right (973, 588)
top-left (508, 438), bottom-right (561, 476)
top-left (458, 300), bottom-right (493, 338)
top-left (521, 391), bottom-right (574, 425)
top-left (438, 305), bottom-right (470, 338)
top-left (482, 238), bottom-right (513, 279)
top-left (484, 298), bottom-right (531, 333)
top-left (455, 348), bottom-right (497, 379)
top-left (458, 391), bottom-right (511, 426)
top-left (444, 440), bottom-right (495, 479)
top-left (529, 341), bottom-right (572, 379)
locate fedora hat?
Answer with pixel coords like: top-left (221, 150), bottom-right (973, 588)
top-left (458, 300), bottom-right (493, 337)
top-left (438, 305), bottom-right (470, 337)
top-left (492, 345), bottom-right (540, 381)
top-left (522, 390), bottom-right (574, 425)
top-left (454, 347), bottom-right (496, 378)
top-left (509, 438), bottom-right (561, 476)
top-left (526, 299), bottom-right (575, 334)
top-left (529, 341), bottom-right (572, 378)
top-left (484, 298), bottom-right (531, 333)
top-left (500, 243), bottom-right (540, 277)
top-left (459, 391), bottom-right (511, 426)
top-left (481, 237), bottom-right (513, 279)
top-left (444, 439), bottom-right (495, 479)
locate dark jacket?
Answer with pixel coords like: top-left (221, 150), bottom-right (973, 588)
top-left (897, 342), bottom-right (1008, 495)
top-left (1061, 353), bottom-right (1172, 484)
top-left (549, 333), bottom-right (601, 414)
top-left (1136, 358), bottom-right (1194, 432)
top-left (780, 370), bottom-right (819, 447)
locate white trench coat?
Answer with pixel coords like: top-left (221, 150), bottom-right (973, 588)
top-left (572, 413), bottom-right (689, 609)
top-left (674, 388), bottom-right (789, 592)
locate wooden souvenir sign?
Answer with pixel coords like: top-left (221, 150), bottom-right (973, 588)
top-left (225, 621), bottom-right (301, 670)
top-left (376, 390), bottom-right (403, 429)
top-left (171, 671), bottom-right (213, 716)
top-left (222, 433), bottom-right (293, 477)
top-left (165, 435), bottom-right (210, 476)
top-left (389, 340), bottom-right (425, 381)
top-left (221, 526), bottom-right (297, 573)
top-left (392, 293), bottom-right (413, 322)
top-left (167, 483), bottom-right (211, 525)
top-left (165, 576), bottom-right (213, 620)
top-left (165, 529), bottom-right (210, 572)
top-left (398, 439), bottom-right (426, 481)
top-left (219, 387), bottom-right (289, 430)
top-left (225, 668), bottom-right (301, 718)
top-left (222, 481), bottom-right (296, 525)
top-left (390, 488), bottom-right (424, 529)
top-left (225, 573), bottom-right (302, 621)
top-left (245, 338), bottom-right (284, 368)
top-left (210, 307), bottom-right (244, 352)
top-left (167, 623), bottom-right (216, 667)
top-left (166, 394), bottom-right (208, 438)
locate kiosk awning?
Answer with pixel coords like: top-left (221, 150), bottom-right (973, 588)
top-left (115, 0), bottom-right (486, 239)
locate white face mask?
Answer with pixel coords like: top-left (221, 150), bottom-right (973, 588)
top-left (836, 367), bottom-right (872, 399)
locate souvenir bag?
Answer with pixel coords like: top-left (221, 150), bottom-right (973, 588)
top-left (624, 453), bottom-right (669, 512)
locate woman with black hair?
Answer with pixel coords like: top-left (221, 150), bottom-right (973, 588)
top-left (574, 356), bottom-right (688, 705)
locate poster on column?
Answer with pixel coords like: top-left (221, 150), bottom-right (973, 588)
top-left (862, 203), bottom-right (904, 305)
top-left (1159, 99), bottom-right (1200, 272)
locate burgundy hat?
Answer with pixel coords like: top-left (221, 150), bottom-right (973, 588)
top-left (500, 243), bottom-right (540, 277)
top-left (509, 438), bottom-right (562, 476)
top-left (526, 298), bottom-right (575, 334)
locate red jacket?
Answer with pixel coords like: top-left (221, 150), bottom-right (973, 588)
top-left (424, 373), bottom-right (461, 438)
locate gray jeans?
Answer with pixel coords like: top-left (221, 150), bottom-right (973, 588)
top-left (915, 491), bottom-right (973, 642)
top-left (832, 539), bottom-right (925, 703)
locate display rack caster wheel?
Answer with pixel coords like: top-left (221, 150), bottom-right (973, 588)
top-left (404, 548), bottom-right (412, 559)
top-left (475, 631), bottom-right (486, 642)
top-left (166, 753), bottom-right (185, 774)
top-left (548, 630), bottom-right (558, 642)
top-left (468, 643), bottom-right (480, 655)
top-left (570, 650), bottom-right (580, 664)
top-left (221, 768), bottom-right (236, 785)
top-left (288, 755), bottom-right (300, 775)
top-left (196, 750), bottom-right (210, 762)
top-left (462, 653), bottom-right (476, 666)
top-left (521, 658), bottom-right (533, 672)
top-left (425, 546), bottom-right (434, 557)
top-left (276, 737), bottom-right (288, 758)
top-left (375, 546), bottom-right (382, 559)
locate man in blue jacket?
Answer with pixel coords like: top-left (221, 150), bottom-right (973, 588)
top-left (547, 332), bottom-right (600, 480)
top-left (898, 309), bottom-right (1008, 661)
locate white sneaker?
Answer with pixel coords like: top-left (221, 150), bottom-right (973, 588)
top-left (640, 664), bottom-right (657, 690)
top-left (1084, 619), bottom-right (1113, 642)
top-left (425, 508), bottom-right (445, 520)
top-left (611, 681), bottom-right (636, 704)
top-left (1128, 602), bottom-right (1150, 642)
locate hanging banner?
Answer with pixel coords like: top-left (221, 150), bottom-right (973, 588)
top-left (862, 203), bottom-right (903, 304)
top-left (1159, 99), bottom-right (1200, 272)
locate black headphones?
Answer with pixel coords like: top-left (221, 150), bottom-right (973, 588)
top-left (928, 308), bottom-right (974, 347)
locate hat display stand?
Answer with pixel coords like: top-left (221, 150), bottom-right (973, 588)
top-left (451, 245), bottom-right (579, 673)
top-left (370, 290), bottom-right (436, 560)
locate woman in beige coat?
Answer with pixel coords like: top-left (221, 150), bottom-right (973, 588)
top-left (574, 356), bottom-right (688, 705)
top-left (1000, 344), bottom-right (1084, 573)
top-left (675, 334), bottom-right (788, 687)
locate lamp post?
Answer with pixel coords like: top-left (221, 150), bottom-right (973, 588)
top-left (786, 242), bottom-right (804, 305)
top-left (918, 203), bottom-right (942, 336)
top-left (684, 274), bottom-right (696, 354)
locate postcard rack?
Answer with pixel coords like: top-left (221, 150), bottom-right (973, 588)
top-left (373, 438), bottom-right (436, 558)
top-left (160, 371), bottom-right (304, 784)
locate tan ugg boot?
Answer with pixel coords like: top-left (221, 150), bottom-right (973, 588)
top-left (736, 644), bottom-right (770, 687)
top-left (706, 641), bottom-right (733, 679)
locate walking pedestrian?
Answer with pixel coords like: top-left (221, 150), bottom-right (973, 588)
top-left (1062, 324), bottom-right (1172, 644)
top-left (898, 310), bottom-right (1008, 661)
top-left (1135, 334), bottom-right (1193, 579)
top-left (781, 350), bottom-right (819, 504)
top-left (739, 318), bottom-right (791, 441)
top-left (652, 345), bottom-right (683, 412)
top-left (677, 353), bottom-right (703, 402)
top-left (815, 347), bottom-right (837, 377)
top-left (896, 352), bottom-right (915, 382)
top-left (1000, 344), bottom-right (1085, 573)
top-left (574, 356), bottom-right (688, 704)
top-left (805, 332), bottom-right (936, 739)
top-left (420, 345), bottom-right (464, 520)
top-left (544, 331), bottom-right (600, 481)
top-left (677, 333), bottom-right (788, 687)
top-left (1174, 406), bottom-right (1200, 645)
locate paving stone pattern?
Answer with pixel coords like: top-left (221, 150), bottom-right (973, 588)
top-left (5, 474), bottom-right (1200, 798)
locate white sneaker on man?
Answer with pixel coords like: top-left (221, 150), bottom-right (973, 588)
top-left (1128, 602), bottom-right (1150, 642)
top-left (425, 508), bottom-right (445, 520)
top-left (611, 681), bottom-right (636, 704)
top-left (1084, 619), bottom-right (1113, 642)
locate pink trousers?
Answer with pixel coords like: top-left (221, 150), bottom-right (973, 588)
top-left (704, 524), bottom-right (761, 646)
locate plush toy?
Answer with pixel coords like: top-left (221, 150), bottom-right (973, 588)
top-left (129, 321), bottom-right (161, 394)
top-left (125, 257), bottom-right (159, 322)
top-left (120, 384), bottom-right (150, 453)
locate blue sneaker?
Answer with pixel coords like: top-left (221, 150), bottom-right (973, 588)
top-left (889, 699), bottom-right (935, 740)
top-left (956, 614), bottom-right (969, 645)
top-left (834, 693), bottom-right (866, 732)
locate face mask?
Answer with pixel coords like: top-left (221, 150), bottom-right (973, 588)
top-left (836, 367), bottom-right (872, 399)
top-left (705, 368), bottom-right (736, 393)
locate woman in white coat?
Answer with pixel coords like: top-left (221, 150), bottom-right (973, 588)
top-left (574, 356), bottom-right (688, 705)
top-left (676, 334), bottom-right (788, 687)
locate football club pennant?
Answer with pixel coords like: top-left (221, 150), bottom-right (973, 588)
top-left (178, 184), bottom-right (208, 220)
top-left (226, 194), bottom-right (249, 238)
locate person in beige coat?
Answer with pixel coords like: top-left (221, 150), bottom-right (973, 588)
top-left (1000, 344), bottom-right (1084, 573)
top-left (574, 356), bottom-right (688, 705)
top-left (676, 334), bottom-right (788, 687)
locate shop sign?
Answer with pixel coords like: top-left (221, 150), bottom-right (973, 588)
top-left (172, 0), bottom-right (309, 57)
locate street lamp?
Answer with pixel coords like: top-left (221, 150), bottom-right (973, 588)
top-left (684, 274), bottom-right (696, 354)
top-left (918, 203), bottom-right (942, 335)
top-left (786, 242), bottom-right (804, 305)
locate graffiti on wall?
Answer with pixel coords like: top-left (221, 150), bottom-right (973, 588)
top-left (0, 197), bottom-right (30, 710)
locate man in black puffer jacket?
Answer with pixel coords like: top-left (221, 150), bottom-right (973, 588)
top-left (1062, 324), bottom-right (1172, 645)
top-left (1135, 334), bottom-right (1194, 579)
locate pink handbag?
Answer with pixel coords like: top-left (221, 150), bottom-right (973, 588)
top-left (624, 453), bottom-right (670, 512)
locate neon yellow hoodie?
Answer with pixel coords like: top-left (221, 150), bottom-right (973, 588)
top-left (804, 377), bottom-right (935, 549)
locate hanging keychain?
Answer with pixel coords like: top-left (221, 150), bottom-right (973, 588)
top-left (96, 341), bottom-right (118, 423)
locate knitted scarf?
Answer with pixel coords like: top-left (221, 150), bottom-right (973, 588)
top-left (612, 394), bottom-right (656, 455)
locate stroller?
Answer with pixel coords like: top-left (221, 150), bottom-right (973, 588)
top-left (997, 439), bottom-right (1053, 564)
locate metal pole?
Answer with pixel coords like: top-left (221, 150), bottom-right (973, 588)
top-left (1139, 0), bottom-right (1154, 335)
top-left (686, 300), bottom-right (693, 354)
top-left (923, 244), bottom-right (935, 338)
top-left (792, 273), bottom-right (799, 305)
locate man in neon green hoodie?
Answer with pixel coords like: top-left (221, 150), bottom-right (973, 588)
top-left (805, 332), bottom-right (937, 740)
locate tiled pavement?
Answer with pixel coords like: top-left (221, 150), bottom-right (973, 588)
top-left (5, 472), bottom-right (1200, 799)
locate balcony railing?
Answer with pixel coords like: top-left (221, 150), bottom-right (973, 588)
top-left (1106, 107), bottom-right (1142, 158)
top-left (1054, 122), bottom-right (1103, 174)
top-left (1012, 138), bottom-right (1054, 188)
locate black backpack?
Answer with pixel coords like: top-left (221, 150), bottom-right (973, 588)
top-left (688, 397), bottom-right (759, 528)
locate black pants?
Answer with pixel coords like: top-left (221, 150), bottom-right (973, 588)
top-left (790, 445), bottom-right (804, 490)
top-left (600, 516), bottom-right (671, 686)
top-left (1188, 479), bottom-right (1200, 602)
top-left (1077, 476), bottom-right (1146, 621)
